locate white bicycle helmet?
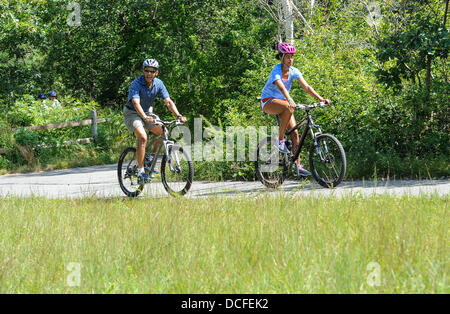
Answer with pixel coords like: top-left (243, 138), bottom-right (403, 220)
top-left (142, 58), bottom-right (159, 69)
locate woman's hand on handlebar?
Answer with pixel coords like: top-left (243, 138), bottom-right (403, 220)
top-left (320, 98), bottom-right (331, 105)
top-left (178, 116), bottom-right (187, 123)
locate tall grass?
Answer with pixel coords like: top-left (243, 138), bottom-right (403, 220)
top-left (0, 194), bottom-right (447, 293)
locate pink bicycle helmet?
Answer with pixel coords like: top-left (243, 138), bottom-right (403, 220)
top-left (278, 42), bottom-right (296, 54)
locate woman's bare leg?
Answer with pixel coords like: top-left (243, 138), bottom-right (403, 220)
top-left (286, 115), bottom-right (301, 166)
top-left (263, 99), bottom-right (294, 140)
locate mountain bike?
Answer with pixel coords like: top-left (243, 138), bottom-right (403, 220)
top-left (255, 102), bottom-right (346, 188)
top-left (118, 115), bottom-right (193, 197)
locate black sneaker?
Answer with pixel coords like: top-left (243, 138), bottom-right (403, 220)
top-left (137, 172), bottom-right (150, 184)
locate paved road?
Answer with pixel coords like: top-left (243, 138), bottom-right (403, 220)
top-left (0, 164), bottom-right (448, 199)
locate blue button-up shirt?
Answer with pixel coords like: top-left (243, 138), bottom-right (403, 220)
top-left (126, 76), bottom-right (170, 112)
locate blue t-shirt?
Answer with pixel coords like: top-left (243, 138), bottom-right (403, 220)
top-left (126, 76), bottom-right (170, 112)
top-left (261, 64), bottom-right (302, 100)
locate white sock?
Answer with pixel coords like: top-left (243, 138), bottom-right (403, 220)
top-left (138, 168), bottom-right (145, 175)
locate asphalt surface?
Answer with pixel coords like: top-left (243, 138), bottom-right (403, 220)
top-left (0, 164), bottom-right (448, 199)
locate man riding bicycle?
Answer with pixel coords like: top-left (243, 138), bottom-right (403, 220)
top-left (260, 42), bottom-right (331, 177)
top-left (123, 58), bottom-right (187, 184)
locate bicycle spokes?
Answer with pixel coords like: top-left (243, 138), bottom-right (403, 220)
top-left (255, 137), bottom-right (288, 188)
top-left (118, 147), bottom-right (144, 197)
top-left (161, 145), bottom-right (193, 196)
top-left (124, 160), bottom-right (137, 179)
top-left (309, 134), bottom-right (346, 188)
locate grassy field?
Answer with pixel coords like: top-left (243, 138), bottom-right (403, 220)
top-left (0, 194), bottom-right (447, 293)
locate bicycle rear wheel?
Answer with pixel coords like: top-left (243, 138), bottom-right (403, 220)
top-left (309, 134), bottom-right (346, 188)
top-left (255, 137), bottom-right (288, 188)
top-left (118, 147), bottom-right (144, 197)
top-left (161, 144), bottom-right (194, 196)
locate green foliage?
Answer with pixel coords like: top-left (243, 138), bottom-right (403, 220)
top-left (0, 0), bottom-right (275, 111)
top-left (0, 95), bottom-right (122, 170)
top-left (376, 3), bottom-right (449, 89)
top-left (0, 154), bottom-right (11, 170)
top-left (7, 95), bottom-right (99, 127)
top-left (13, 127), bottom-right (40, 147)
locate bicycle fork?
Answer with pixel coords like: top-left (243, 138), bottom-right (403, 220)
top-left (164, 141), bottom-right (182, 173)
top-left (308, 115), bottom-right (329, 162)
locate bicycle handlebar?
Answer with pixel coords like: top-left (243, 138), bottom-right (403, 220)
top-left (295, 102), bottom-right (331, 111)
top-left (152, 116), bottom-right (184, 127)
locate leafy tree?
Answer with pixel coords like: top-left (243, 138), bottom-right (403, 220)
top-left (0, 0), bottom-right (48, 102)
top-left (376, 0), bottom-right (449, 91)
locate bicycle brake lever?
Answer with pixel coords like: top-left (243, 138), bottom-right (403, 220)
top-left (296, 104), bottom-right (306, 110)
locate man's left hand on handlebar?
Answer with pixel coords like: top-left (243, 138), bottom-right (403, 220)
top-left (144, 115), bottom-right (154, 124)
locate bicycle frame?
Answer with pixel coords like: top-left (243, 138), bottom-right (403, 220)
top-left (256, 100), bottom-right (345, 188)
top-left (144, 121), bottom-right (179, 175)
top-left (279, 108), bottom-right (325, 165)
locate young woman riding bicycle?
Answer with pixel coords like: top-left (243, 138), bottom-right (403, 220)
top-left (261, 42), bottom-right (331, 177)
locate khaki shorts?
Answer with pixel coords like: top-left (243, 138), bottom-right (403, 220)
top-left (123, 107), bottom-right (158, 133)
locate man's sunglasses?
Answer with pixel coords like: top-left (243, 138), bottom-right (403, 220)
top-left (144, 69), bottom-right (157, 74)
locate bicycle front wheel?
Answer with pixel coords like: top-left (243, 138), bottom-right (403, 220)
top-left (118, 147), bottom-right (144, 197)
top-left (161, 144), bottom-right (194, 196)
top-left (309, 134), bottom-right (346, 188)
top-left (255, 137), bottom-right (288, 188)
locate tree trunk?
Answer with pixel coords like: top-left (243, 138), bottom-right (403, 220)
top-left (182, 50), bottom-right (192, 92)
top-left (417, 73), bottom-right (422, 89)
top-left (444, 0), bottom-right (449, 28)
top-left (426, 54), bottom-right (432, 93)
top-left (281, 0), bottom-right (294, 43)
top-left (309, 0), bottom-right (315, 23)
